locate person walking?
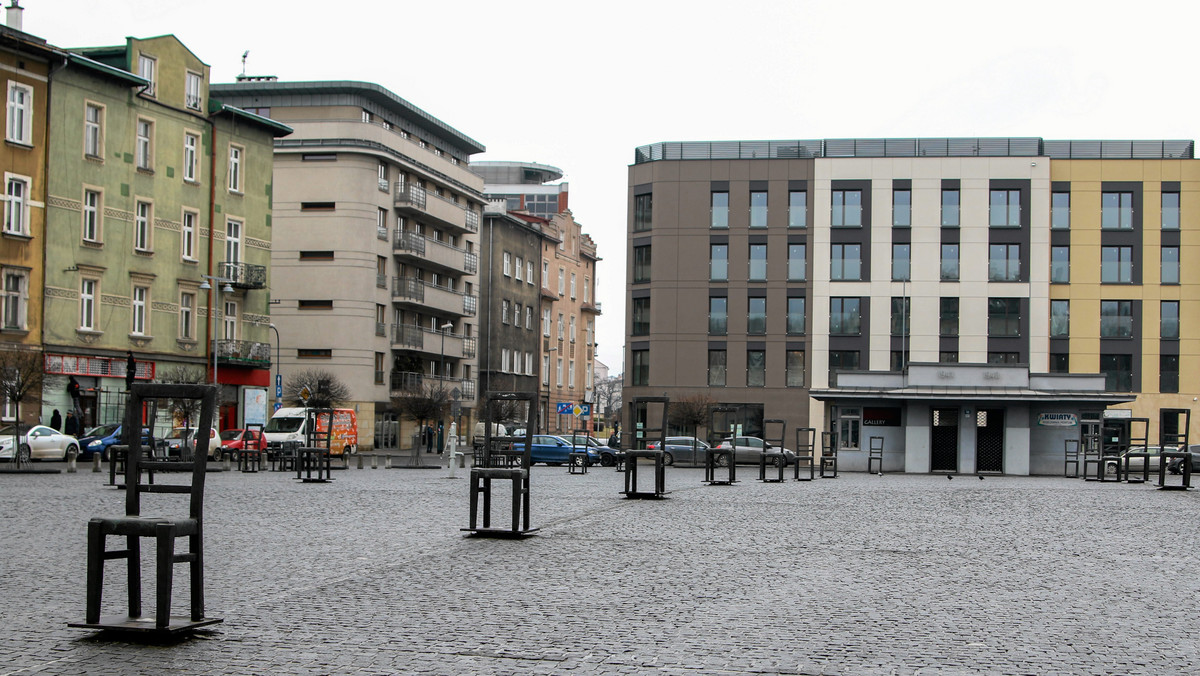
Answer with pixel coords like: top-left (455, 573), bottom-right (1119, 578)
top-left (65, 411), bottom-right (79, 437)
top-left (50, 409), bottom-right (62, 432)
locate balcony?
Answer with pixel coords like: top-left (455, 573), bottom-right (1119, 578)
top-left (393, 230), bottom-right (477, 275)
top-left (388, 371), bottom-right (476, 400)
top-left (213, 339), bottom-right (271, 367)
top-left (541, 284), bottom-right (559, 301)
top-left (581, 300), bottom-right (603, 315)
top-left (392, 277), bottom-right (478, 317)
top-left (389, 324), bottom-right (475, 359)
top-left (393, 181), bottom-right (479, 234)
top-left (219, 262), bottom-right (267, 290)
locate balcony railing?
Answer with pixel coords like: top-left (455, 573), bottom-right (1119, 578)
top-left (388, 371), bottom-right (476, 400)
top-left (391, 277), bottom-right (478, 317)
top-left (213, 339), bottom-right (271, 366)
top-left (394, 230), bottom-right (477, 275)
top-left (391, 323), bottom-right (424, 348)
top-left (375, 322), bottom-right (386, 337)
top-left (393, 181), bottom-right (479, 234)
top-left (220, 262), bottom-right (267, 290)
top-left (394, 182), bottom-right (427, 210)
top-left (377, 226), bottom-right (388, 241)
top-left (376, 273), bottom-right (387, 289)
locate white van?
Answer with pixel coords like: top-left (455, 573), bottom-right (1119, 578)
top-left (263, 407), bottom-right (358, 456)
top-left (472, 422), bottom-right (507, 449)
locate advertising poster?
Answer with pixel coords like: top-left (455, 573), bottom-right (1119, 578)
top-left (243, 388), bottom-right (268, 427)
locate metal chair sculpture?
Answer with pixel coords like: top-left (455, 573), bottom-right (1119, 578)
top-left (1121, 417), bottom-right (1151, 483)
top-left (237, 423), bottom-right (264, 473)
top-left (1063, 439), bottom-right (1080, 478)
top-left (868, 436), bottom-right (884, 475)
top-left (758, 418), bottom-right (787, 483)
top-left (465, 392), bottom-right (538, 537)
top-left (1098, 421), bottom-right (1128, 482)
top-left (794, 427), bottom-right (816, 481)
top-left (1157, 408), bottom-right (1192, 490)
top-left (296, 408), bottom-right (333, 483)
top-left (567, 429), bottom-right (589, 475)
top-left (71, 383), bottom-right (221, 635)
top-left (1081, 422), bottom-right (1102, 481)
top-left (704, 405), bottom-right (738, 486)
top-left (820, 431), bottom-right (838, 478)
top-left (623, 396), bottom-right (669, 499)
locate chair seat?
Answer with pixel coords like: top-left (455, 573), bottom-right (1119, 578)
top-left (90, 515), bottom-right (199, 537)
top-left (471, 468), bottom-right (527, 480)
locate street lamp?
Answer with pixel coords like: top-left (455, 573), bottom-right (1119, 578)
top-left (269, 323), bottom-right (281, 413)
top-left (199, 275), bottom-right (235, 390)
top-left (438, 322), bottom-right (453, 380)
top-left (543, 346), bottom-right (558, 434)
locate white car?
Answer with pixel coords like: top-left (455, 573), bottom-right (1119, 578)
top-left (0, 424), bottom-right (80, 462)
top-left (714, 436), bottom-right (796, 467)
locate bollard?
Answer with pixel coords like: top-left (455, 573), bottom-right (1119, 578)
top-left (371, 454), bottom-right (378, 469)
top-left (384, 455), bottom-right (392, 469)
top-left (446, 435), bottom-right (459, 479)
top-left (357, 453), bottom-right (363, 470)
top-left (67, 448), bottom-right (77, 473)
top-left (222, 452), bottom-right (231, 471)
top-left (92, 453), bottom-right (101, 473)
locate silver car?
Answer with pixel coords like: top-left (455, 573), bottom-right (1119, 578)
top-left (714, 436), bottom-right (795, 467)
top-left (646, 436), bottom-right (710, 465)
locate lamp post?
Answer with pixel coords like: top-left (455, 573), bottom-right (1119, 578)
top-left (543, 346), bottom-right (558, 434)
top-left (198, 275), bottom-right (235, 388)
top-left (438, 322), bottom-right (453, 380)
top-left (269, 323), bottom-right (281, 413)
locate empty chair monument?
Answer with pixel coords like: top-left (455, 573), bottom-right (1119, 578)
top-left (465, 392), bottom-right (538, 537)
top-left (623, 396), bottom-right (669, 498)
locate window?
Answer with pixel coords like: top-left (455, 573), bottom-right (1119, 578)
top-left (890, 297), bottom-right (910, 336)
top-left (831, 190), bottom-right (862, 227)
top-left (632, 298), bottom-right (650, 336)
top-left (708, 350), bottom-right (726, 386)
top-left (2, 270), bottom-right (25, 329)
top-left (1051, 246), bottom-right (1069, 283)
top-left (185, 71), bottom-right (202, 110)
top-left (179, 291), bottom-right (194, 340)
top-left (709, 297), bottom-right (727, 335)
top-left (300, 202), bottom-right (335, 211)
top-left (228, 145), bottom-right (242, 192)
top-left (941, 189), bottom-right (959, 226)
top-left (136, 118), bottom-right (153, 170)
top-left (180, 210), bottom-right (197, 260)
top-left (568, 360), bottom-right (576, 388)
top-left (988, 352), bottom-right (1020, 364)
top-left (134, 201), bottom-right (152, 251)
top-left (223, 300), bottom-right (237, 340)
top-left (513, 303), bottom-right (521, 328)
top-left (1050, 300), bottom-right (1069, 337)
top-left (183, 132), bottom-right (199, 182)
top-left (940, 351), bottom-right (959, 364)
top-left (835, 407), bottom-right (861, 451)
top-left (1162, 246), bottom-right (1180, 284)
top-left (633, 194), bottom-right (652, 231)
top-left (1101, 192), bottom-right (1133, 230)
top-left (84, 103), bottom-right (103, 157)
top-left (225, 218), bottom-right (241, 266)
top-left (1162, 301), bottom-right (1180, 339)
top-left (749, 244), bottom-right (767, 281)
top-left (1162, 191), bottom-right (1180, 230)
top-left (527, 306), bottom-right (533, 330)
top-left (82, 190), bottom-right (101, 241)
top-left (501, 348), bottom-right (511, 373)
top-left (786, 350), bottom-right (805, 387)
top-left (583, 277), bottom-right (589, 302)
top-left (375, 353), bottom-right (385, 384)
top-left (892, 244), bottom-right (910, 281)
top-left (1049, 354), bottom-right (1068, 373)
top-left (631, 349), bottom-right (649, 386)
top-left (893, 189), bottom-right (911, 227)
top-left (787, 244), bottom-right (806, 281)
top-left (711, 192), bottom-right (728, 229)
top-left (987, 298), bottom-right (1020, 337)
top-left (831, 244), bottom-right (862, 281)
top-left (747, 297), bottom-right (766, 335)
top-left (787, 296), bottom-right (805, 335)
top-left (989, 189), bottom-right (1021, 227)
top-left (749, 191), bottom-right (768, 228)
top-left (745, 350), bottom-right (766, 387)
top-left (788, 191), bottom-right (807, 228)
top-left (557, 268), bottom-right (564, 295)
top-left (503, 252), bottom-right (511, 276)
top-left (1100, 354), bottom-right (1133, 392)
top-left (514, 256), bottom-right (523, 282)
top-left (542, 259), bottom-right (549, 287)
top-left (1099, 300), bottom-right (1133, 338)
top-left (988, 244), bottom-right (1020, 282)
top-left (137, 54), bottom-right (156, 97)
top-left (501, 299), bottom-right (510, 324)
top-left (1051, 191), bottom-right (1070, 229)
top-left (710, 244), bottom-right (728, 281)
top-left (80, 278), bottom-right (96, 330)
top-left (6, 81), bottom-right (31, 144)
top-left (131, 286), bottom-right (148, 335)
top-left (557, 313), bottom-right (564, 339)
top-left (940, 297), bottom-right (959, 337)
top-left (890, 350), bottom-right (909, 372)
top-left (297, 349), bottom-right (332, 359)
top-left (542, 308), bottom-right (550, 336)
top-left (1101, 246), bottom-right (1133, 283)
top-left (570, 273), bottom-right (577, 299)
top-left (1161, 355), bottom-right (1179, 394)
top-left (830, 297), bottom-right (861, 335)
top-left (829, 351), bottom-right (860, 372)
top-left (4, 177), bottom-right (26, 235)
top-left (527, 260), bottom-right (534, 285)
top-left (376, 208), bottom-right (387, 238)
top-left (941, 244), bottom-right (959, 281)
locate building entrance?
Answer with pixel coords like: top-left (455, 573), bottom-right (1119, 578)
top-left (931, 407), bottom-right (959, 472)
top-left (975, 408), bottom-right (1004, 473)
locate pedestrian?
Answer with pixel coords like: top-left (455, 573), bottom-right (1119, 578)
top-left (65, 411), bottom-right (78, 437)
top-left (67, 376), bottom-right (81, 416)
top-left (424, 424), bottom-right (434, 453)
top-left (50, 409), bottom-right (62, 432)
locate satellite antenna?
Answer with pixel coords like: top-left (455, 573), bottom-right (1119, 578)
top-left (241, 50), bottom-right (249, 76)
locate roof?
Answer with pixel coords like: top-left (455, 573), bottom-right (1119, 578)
top-left (810, 385), bottom-right (1136, 404)
top-left (64, 52), bottom-right (150, 87)
top-left (209, 101), bottom-right (293, 136)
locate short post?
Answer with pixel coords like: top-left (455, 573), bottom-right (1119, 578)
top-left (357, 453), bottom-right (363, 469)
top-left (371, 454), bottom-right (378, 469)
top-left (92, 453), bottom-right (101, 473)
top-left (222, 452), bottom-right (231, 471)
top-left (447, 433), bottom-right (459, 479)
top-left (67, 447), bottom-right (77, 473)
top-left (384, 455), bottom-right (392, 469)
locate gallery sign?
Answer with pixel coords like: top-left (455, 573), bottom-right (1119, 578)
top-left (1037, 413), bottom-right (1078, 427)
top-left (863, 407), bottom-right (902, 426)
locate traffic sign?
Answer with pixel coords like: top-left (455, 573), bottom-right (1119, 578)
top-left (299, 385), bottom-right (311, 403)
top-left (275, 374), bottom-right (282, 399)
top-left (273, 402), bottom-right (282, 412)
top-left (571, 404), bottom-right (592, 417)
top-left (556, 402), bottom-right (572, 414)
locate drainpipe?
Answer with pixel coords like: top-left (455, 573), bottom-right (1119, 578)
top-left (206, 114), bottom-right (218, 385)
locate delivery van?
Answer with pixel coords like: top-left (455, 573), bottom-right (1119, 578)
top-left (263, 407), bottom-right (358, 456)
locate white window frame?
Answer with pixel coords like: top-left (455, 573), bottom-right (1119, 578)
top-left (557, 268), bottom-right (565, 295)
top-left (570, 315), bottom-right (576, 343)
top-left (527, 260), bottom-right (534, 285)
top-left (228, 144), bottom-right (243, 192)
top-left (185, 71), bottom-right (202, 110)
top-left (134, 200), bottom-right (152, 251)
top-left (556, 358), bottom-right (563, 387)
top-left (525, 352), bottom-right (533, 376)
top-left (584, 277), bottom-right (590, 303)
top-left (223, 299), bottom-right (238, 340)
top-left (131, 286), bottom-right (148, 335)
top-left (225, 218), bottom-right (242, 265)
top-left (181, 209), bottom-right (197, 260)
top-left (183, 132), bottom-right (199, 182)
top-left (137, 54), bottom-right (156, 97)
top-left (542, 308), bottom-right (550, 337)
top-left (557, 313), bottom-right (564, 340)
top-left (568, 360), bottom-right (575, 388)
top-left (136, 118), bottom-right (154, 170)
top-left (4, 175), bottom-right (28, 235)
top-left (6, 81), bottom-right (32, 144)
top-left (542, 259), bottom-right (549, 287)
top-left (515, 256), bottom-right (523, 282)
top-left (543, 355), bottom-right (550, 386)
top-left (84, 102), bottom-right (103, 158)
top-left (179, 290), bottom-right (194, 340)
top-left (2, 268), bottom-right (28, 330)
top-left (501, 299), bottom-right (510, 324)
top-left (503, 252), bottom-right (512, 277)
top-left (81, 189), bottom-right (101, 242)
top-left (570, 273), bottom-right (577, 299)
top-left (502, 348), bottom-right (511, 373)
top-left (526, 306), bottom-right (533, 330)
top-left (80, 278), bottom-right (97, 330)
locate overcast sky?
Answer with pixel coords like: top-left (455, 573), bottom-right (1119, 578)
top-left (27, 0), bottom-right (1199, 374)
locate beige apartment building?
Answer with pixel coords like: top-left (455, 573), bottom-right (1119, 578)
top-left (210, 79), bottom-right (488, 451)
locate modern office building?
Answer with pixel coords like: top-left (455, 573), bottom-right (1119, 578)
top-left (625, 138), bottom-right (1196, 474)
top-left (472, 160), bottom-right (568, 219)
top-left (210, 79), bottom-right (488, 451)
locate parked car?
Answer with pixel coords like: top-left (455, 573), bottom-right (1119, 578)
top-left (1164, 445), bottom-right (1200, 474)
top-left (77, 424), bottom-right (158, 461)
top-left (714, 436), bottom-right (796, 467)
top-left (163, 427), bottom-right (221, 460)
top-left (511, 435), bottom-right (601, 466)
top-left (559, 433), bottom-right (623, 466)
top-left (1103, 446), bottom-right (1169, 475)
top-left (220, 428), bottom-right (264, 454)
top-left (646, 436), bottom-right (711, 465)
top-left (0, 424), bottom-right (79, 462)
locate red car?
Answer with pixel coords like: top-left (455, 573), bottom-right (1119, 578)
top-left (219, 428), bottom-right (264, 454)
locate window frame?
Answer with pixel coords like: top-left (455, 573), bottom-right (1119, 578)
top-left (1161, 300), bottom-right (1180, 339)
top-left (711, 191), bottom-right (729, 229)
top-left (831, 243), bottom-right (862, 281)
top-left (137, 54), bottom-right (156, 97)
top-left (6, 81), bottom-right (32, 144)
top-left (988, 189), bottom-right (1021, 227)
top-left (892, 189), bottom-right (911, 227)
top-left (747, 296), bottom-right (766, 335)
top-left (84, 101), bottom-right (104, 158)
top-left (133, 200), bottom-right (152, 252)
top-left (988, 243), bottom-right (1021, 282)
top-left (1101, 191), bottom-right (1134, 230)
top-left (787, 243), bottom-right (806, 281)
top-left (708, 296), bottom-right (727, 335)
top-left (1162, 191), bottom-right (1180, 230)
top-left (788, 191), bottom-right (807, 228)
top-left (131, 285), bottom-right (149, 336)
top-left (749, 191), bottom-right (768, 228)
top-left (786, 296), bottom-right (806, 335)
top-left (1161, 246), bottom-right (1180, 285)
top-left (710, 243), bottom-right (728, 281)
top-left (1051, 191), bottom-right (1070, 229)
top-left (748, 243), bottom-right (767, 281)
top-left (941, 189), bottom-right (960, 227)
top-left (135, 117), bottom-right (154, 171)
top-left (746, 349), bottom-right (766, 387)
top-left (1100, 245), bottom-right (1133, 284)
top-left (4, 175), bottom-right (28, 236)
top-left (1050, 299), bottom-right (1070, 338)
top-left (707, 349), bottom-right (726, 387)
top-left (179, 290), bottom-right (195, 340)
top-left (831, 189), bottom-right (863, 227)
top-left (1050, 246), bottom-right (1070, 283)
top-left (2, 268), bottom-right (27, 330)
top-left (940, 244), bottom-right (959, 281)
top-left (633, 193), bottom-right (652, 232)
top-left (940, 297), bottom-right (959, 337)
top-left (185, 70), bottom-right (202, 110)
top-left (830, 297), bottom-right (861, 336)
top-left (892, 243), bottom-right (911, 281)
top-left (987, 297), bottom-right (1021, 338)
top-left (79, 277), bottom-right (98, 331)
top-left (228, 143), bottom-right (244, 193)
top-left (1099, 300), bottom-right (1133, 339)
top-left (631, 297), bottom-right (650, 336)
top-left (82, 189), bottom-right (101, 242)
top-left (183, 131), bottom-right (199, 182)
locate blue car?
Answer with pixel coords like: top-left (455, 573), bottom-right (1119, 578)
top-left (77, 424), bottom-right (157, 461)
top-left (514, 435), bottom-right (601, 466)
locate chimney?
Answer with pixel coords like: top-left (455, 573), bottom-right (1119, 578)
top-left (6, 0), bottom-right (22, 32)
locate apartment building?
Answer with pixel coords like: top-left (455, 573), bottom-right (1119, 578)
top-left (625, 138), bottom-right (1193, 474)
top-left (210, 79), bottom-right (488, 451)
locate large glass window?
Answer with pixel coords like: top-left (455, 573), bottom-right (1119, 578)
top-left (747, 350), bottom-right (766, 387)
top-left (134, 201), bottom-right (151, 251)
top-left (136, 119), bottom-right (153, 170)
top-left (6, 82), bottom-right (31, 144)
top-left (1050, 300), bottom-right (1069, 337)
top-left (1162, 192), bottom-right (1180, 230)
top-left (941, 189), bottom-right (960, 226)
top-left (1101, 246), bottom-right (1133, 283)
top-left (940, 297), bottom-right (958, 337)
top-left (988, 244), bottom-right (1020, 282)
top-left (892, 244), bottom-right (910, 281)
top-left (633, 193), bottom-right (652, 232)
top-left (890, 350), bottom-right (910, 371)
top-left (1100, 354), bottom-right (1133, 392)
top-left (2, 271), bottom-right (23, 330)
top-left (631, 349), bottom-right (649, 386)
top-left (830, 297), bottom-right (861, 335)
top-left (4, 178), bottom-right (25, 235)
top-left (787, 244), bottom-right (806, 281)
top-left (1162, 246), bottom-right (1180, 284)
top-left (708, 350), bottom-right (726, 386)
top-left (633, 245), bottom-right (651, 283)
top-left (1161, 355), bottom-right (1179, 393)
top-left (749, 191), bottom-right (768, 228)
top-left (1099, 300), bottom-right (1133, 338)
top-left (989, 189), bottom-right (1021, 227)
top-left (748, 244), bottom-right (767, 281)
top-left (631, 297), bottom-right (650, 336)
top-left (788, 191), bottom-right (807, 228)
top-left (893, 189), bottom-right (911, 227)
top-left (709, 297), bottom-right (727, 335)
top-left (786, 296), bottom-right (805, 335)
top-left (711, 192), bottom-right (728, 229)
top-left (831, 244), bottom-right (862, 281)
top-left (786, 350), bottom-right (805, 387)
top-left (747, 296), bottom-right (766, 334)
top-left (1051, 246), bottom-right (1070, 283)
top-left (1101, 192), bottom-right (1133, 230)
top-left (941, 244), bottom-right (959, 281)
top-left (829, 351), bottom-right (860, 372)
top-left (890, 297), bottom-right (910, 336)
top-left (831, 190), bottom-right (862, 227)
top-left (940, 351), bottom-right (959, 364)
top-left (987, 298), bottom-right (1020, 337)
top-left (1162, 300), bottom-right (1180, 339)
top-left (836, 407), bottom-right (861, 451)
top-left (710, 244), bottom-right (728, 281)
top-left (1051, 191), bottom-right (1070, 229)
top-left (988, 352), bottom-right (1020, 364)
top-left (1049, 354), bottom-right (1069, 373)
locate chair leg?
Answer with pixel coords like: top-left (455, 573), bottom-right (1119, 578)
top-left (511, 476), bottom-right (520, 533)
top-left (155, 524), bottom-right (176, 629)
top-left (127, 535), bottom-right (142, 619)
top-left (85, 521), bottom-right (104, 624)
top-left (468, 472), bottom-right (480, 530)
top-left (190, 532), bottom-right (204, 621)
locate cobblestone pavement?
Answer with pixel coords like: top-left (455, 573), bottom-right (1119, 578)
top-left (1, 462), bottom-right (1199, 675)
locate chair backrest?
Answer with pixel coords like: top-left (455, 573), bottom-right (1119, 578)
top-left (1160, 408), bottom-right (1192, 451)
top-left (123, 383), bottom-right (218, 520)
top-left (869, 436), bottom-right (884, 455)
top-left (795, 427), bottom-right (816, 457)
top-left (1064, 438), bottom-right (1080, 458)
top-left (763, 418), bottom-right (786, 455)
top-left (628, 396), bottom-right (670, 451)
top-left (305, 408), bottom-right (334, 450)
top-left (483, 391), bottom-right (537, 469)
top-left (244, 422), bottom-right (264, 450)
top-left (821, 431), bottom-right (836, 457)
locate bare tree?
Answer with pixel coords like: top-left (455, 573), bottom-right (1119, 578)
top-left (284, 369), bottom-right (350, 408)
top-left (0, 349), bottom-right (44, 467)
top-left (593, 375), bottom-right (622, 423)
top-left (392, 382), bottom-right (450, 454)
top-left (155, 365), bottom-right (208, 428)
top-left (669, 393), bottom-right (715, 449)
